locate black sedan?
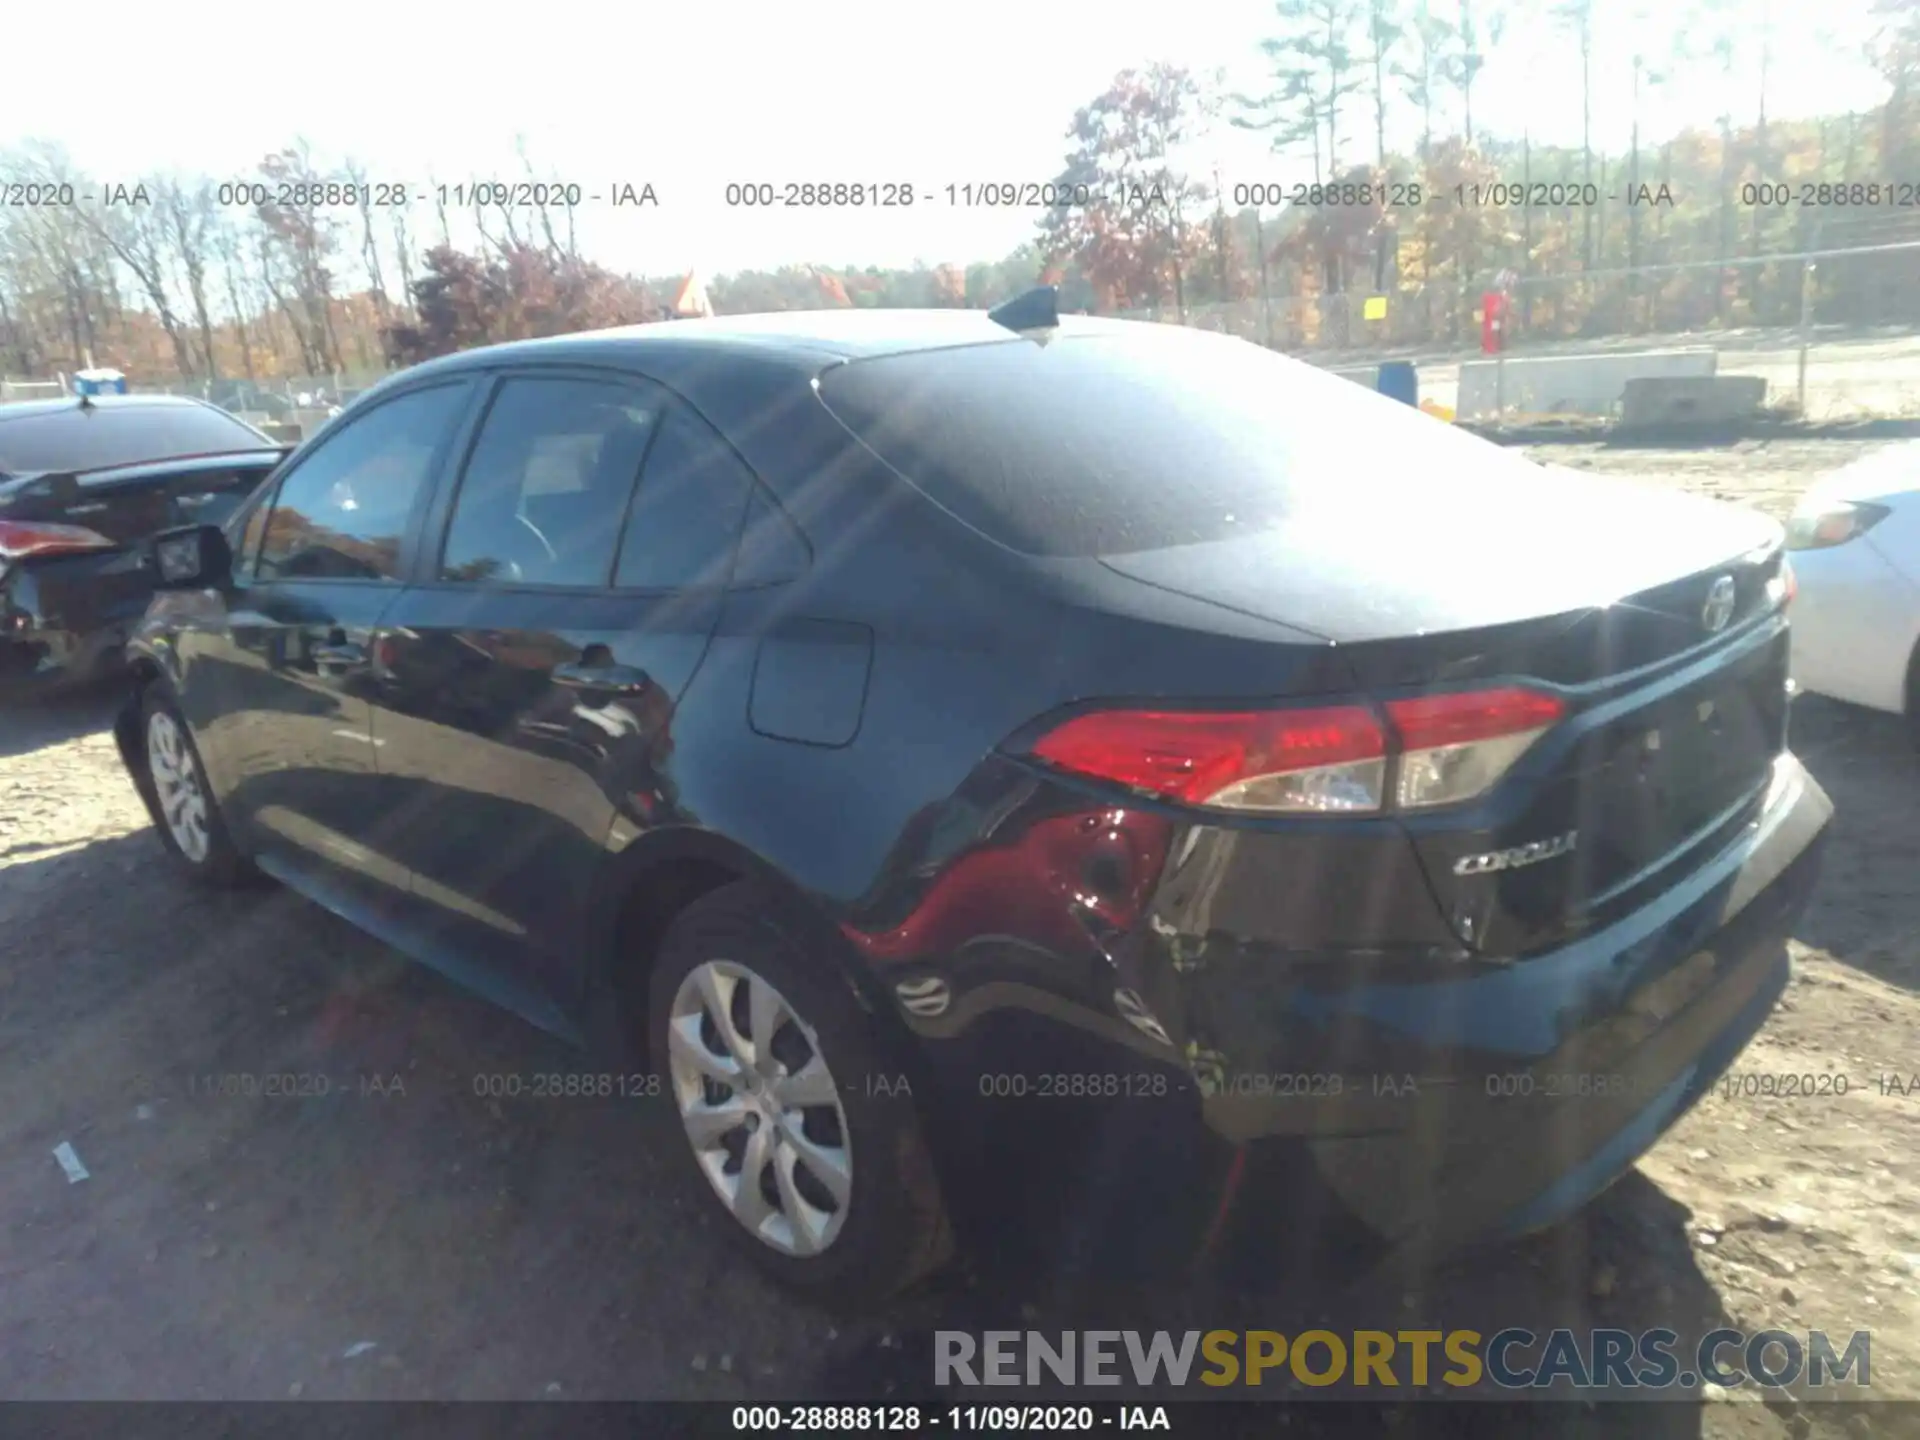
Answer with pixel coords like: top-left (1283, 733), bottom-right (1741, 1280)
top-left (113, 296), bottom-right (1831, 1305)
top-left (0, 393), bottom-right (288, 691)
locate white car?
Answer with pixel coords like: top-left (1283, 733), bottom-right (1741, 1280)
top-left (1787, 440), bottom-right (1920, 737)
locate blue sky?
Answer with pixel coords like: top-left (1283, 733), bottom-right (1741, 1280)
top-left (0, 0), bottom-right (1890, 278)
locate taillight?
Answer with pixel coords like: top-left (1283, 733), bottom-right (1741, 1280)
top-left (1384, 687), bottom-right (1565, 809)
top-left (1026, 685), bottom-right (1566, 816)
top-left (1029, 706), bottom-right (1388, 814)
top-left (1785, 498), bottom-right (1890, 551)
top-left (0, 519), bottom-right (116, 560)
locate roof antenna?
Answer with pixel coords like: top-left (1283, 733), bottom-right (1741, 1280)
top-left (77, 392), bottom-right (95, 412)
top-left (987, 285), bottom-right (1061, 344)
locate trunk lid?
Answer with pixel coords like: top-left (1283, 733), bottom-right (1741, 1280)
top-left (1101, 471), bottom-right (1792, 959)
top-left (1097, 464), bottom-right (1784, 683)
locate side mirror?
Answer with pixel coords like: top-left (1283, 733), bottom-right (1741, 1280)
top-left (149, 523), bottom-right (233, 590)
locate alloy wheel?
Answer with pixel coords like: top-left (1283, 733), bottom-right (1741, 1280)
top-left (146, 709), bottom-right (212, 864)
top-left (666, 960), bottom-right (853, 1257)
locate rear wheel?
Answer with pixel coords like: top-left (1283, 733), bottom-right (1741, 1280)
top-left (647, 884), bottom-right (952, 1306)
top-left (141, 689), bottom-right (254, 888)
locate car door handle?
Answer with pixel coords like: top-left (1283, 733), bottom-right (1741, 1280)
top-left (553, 662), bottom-right (649, 694)
top-left (312, 641), bottom-right (369, 671)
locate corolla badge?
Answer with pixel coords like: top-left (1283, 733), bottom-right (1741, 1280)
top-left (1701, 575), bottom-right (1737, 634)
top-left (1453, 830), bottom-right (1578, 876)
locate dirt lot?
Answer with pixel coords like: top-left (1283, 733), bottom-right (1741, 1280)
top-left (1, 436), bottom-right (1916, 1436)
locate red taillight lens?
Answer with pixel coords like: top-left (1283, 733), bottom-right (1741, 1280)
top-left (1027, 685), bottom-right (1566, 815)
top-left (1385, 686), bottom-right (1565, 809)
top-left (1029, 705), bottom-right (1389, 814)
top-left (0, 519), bottom-right (116, 560)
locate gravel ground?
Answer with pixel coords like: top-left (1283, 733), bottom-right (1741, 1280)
top-left (0, 436), bottom-right (1916, 1436)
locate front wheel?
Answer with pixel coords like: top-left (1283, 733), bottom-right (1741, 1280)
top-left (647, 884), bottom-right (952, 1306)
top-left (141, 689), bottom-right (255, 887)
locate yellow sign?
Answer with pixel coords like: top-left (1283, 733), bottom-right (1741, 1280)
top-left (1363, 295), bottom-right (1388, 320)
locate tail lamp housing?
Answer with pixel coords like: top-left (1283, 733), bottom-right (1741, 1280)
top-left (0, 519), bottom-right (117, 561)
top-left (1026, 685), bottom-right (1567, 816)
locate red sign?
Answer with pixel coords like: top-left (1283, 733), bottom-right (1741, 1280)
top-left (1481, 291), bottom-right (1507, 354)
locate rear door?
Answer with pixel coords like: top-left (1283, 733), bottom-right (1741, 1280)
top-left (189, 380), bottom-right (474, 907)
top-left (369, 369), bottom-right (752, 1007)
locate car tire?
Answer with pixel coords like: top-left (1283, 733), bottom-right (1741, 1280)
top-left (1907, 640), bottom-right (1920, 751)
top-left (138, 687), bottom-right (255, 888)
top-left (647, 883), bottom-right (953, 1307)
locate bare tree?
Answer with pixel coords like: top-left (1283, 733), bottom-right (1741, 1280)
top-left (345, 159), bottom-right (391, 317)
top-left (256, 141), bottom-right (349, 372)
top-left (79, 179), bottom-right (199, 377)
top-left (517, 136), bottom-right (566, 262)
top-left (212, 216), bottom-right (258, 382)
top-left (390, 203), bottom-right (417, 308)
top-left (160, 179), bottom-right (221, 377)
top-left (1552, 0), bottom-right (1596, 269)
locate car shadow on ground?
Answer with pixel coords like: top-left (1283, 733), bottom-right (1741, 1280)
top-left (4, 825), bottom-right (1746, 1432)
top-left (1785, 696), bottom-right (1920, 993)
top-left (811, 1142), bottom-right (1747, 1436)
top-left (0, 683), bottom-right (125, 761)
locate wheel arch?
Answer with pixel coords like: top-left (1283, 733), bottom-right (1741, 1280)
top-left (578, 828), bottom-right (924, 1084)
top-left (114, 651), bottom-right (171, 829)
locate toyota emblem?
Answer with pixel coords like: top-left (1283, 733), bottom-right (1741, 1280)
top-left (1701, 576), bottom-right (1737, 633)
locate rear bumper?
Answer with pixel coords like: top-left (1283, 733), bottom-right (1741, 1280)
top-left (898, 752), bottom-right (1829, 1259)
top-left (1209, 752), bottom-right (1829, 1252)
top-left (0, 560), bottom-right (140, 695)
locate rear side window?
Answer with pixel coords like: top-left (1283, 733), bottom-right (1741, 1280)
top-left (0, 402), bottom-right (269, 475)
top-left (440, 377), bottom-right (661, 587)
top-left (816, 331), bottom-right (1505, 557)
top-left (612, 406), bottom-right (754, 589)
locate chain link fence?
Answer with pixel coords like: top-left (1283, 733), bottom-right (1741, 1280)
top-left (1115, 239), bottom-right (1920, 423)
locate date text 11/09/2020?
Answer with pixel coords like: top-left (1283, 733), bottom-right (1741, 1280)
top-left (731, 1406), bottom-right (1172, 1432)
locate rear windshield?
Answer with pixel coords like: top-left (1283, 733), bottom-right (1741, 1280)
top-left (0, 402), bottom-right (269, 476)
top-left (817, 330), bottom-right (1497, 557)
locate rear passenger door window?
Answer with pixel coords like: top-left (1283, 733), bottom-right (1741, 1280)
top-left (254, 383), bottom-right (466, 583)
top-left (440, 376), bottom-right (663, 588)
top-left (612, 405), bottom-right (754, 590)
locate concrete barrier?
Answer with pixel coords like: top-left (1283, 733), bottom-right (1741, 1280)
top-left (1456, 348), bottom-right (1718, 420)
top-left (1618, 375), bottom-right (1767, 429)
top-left (288, 407), bottom-right (339, 438)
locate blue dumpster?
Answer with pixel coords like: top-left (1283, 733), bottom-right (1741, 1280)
top-left (72, 368), bottom-right (128, 397)
top-left (1376, 360), bottom-right (1417, 407)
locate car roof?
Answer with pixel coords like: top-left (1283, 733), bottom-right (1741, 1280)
top-left (393, 310), bottom-right (1148, 382)
top-left (0, 393), bottom-right (219, 424)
